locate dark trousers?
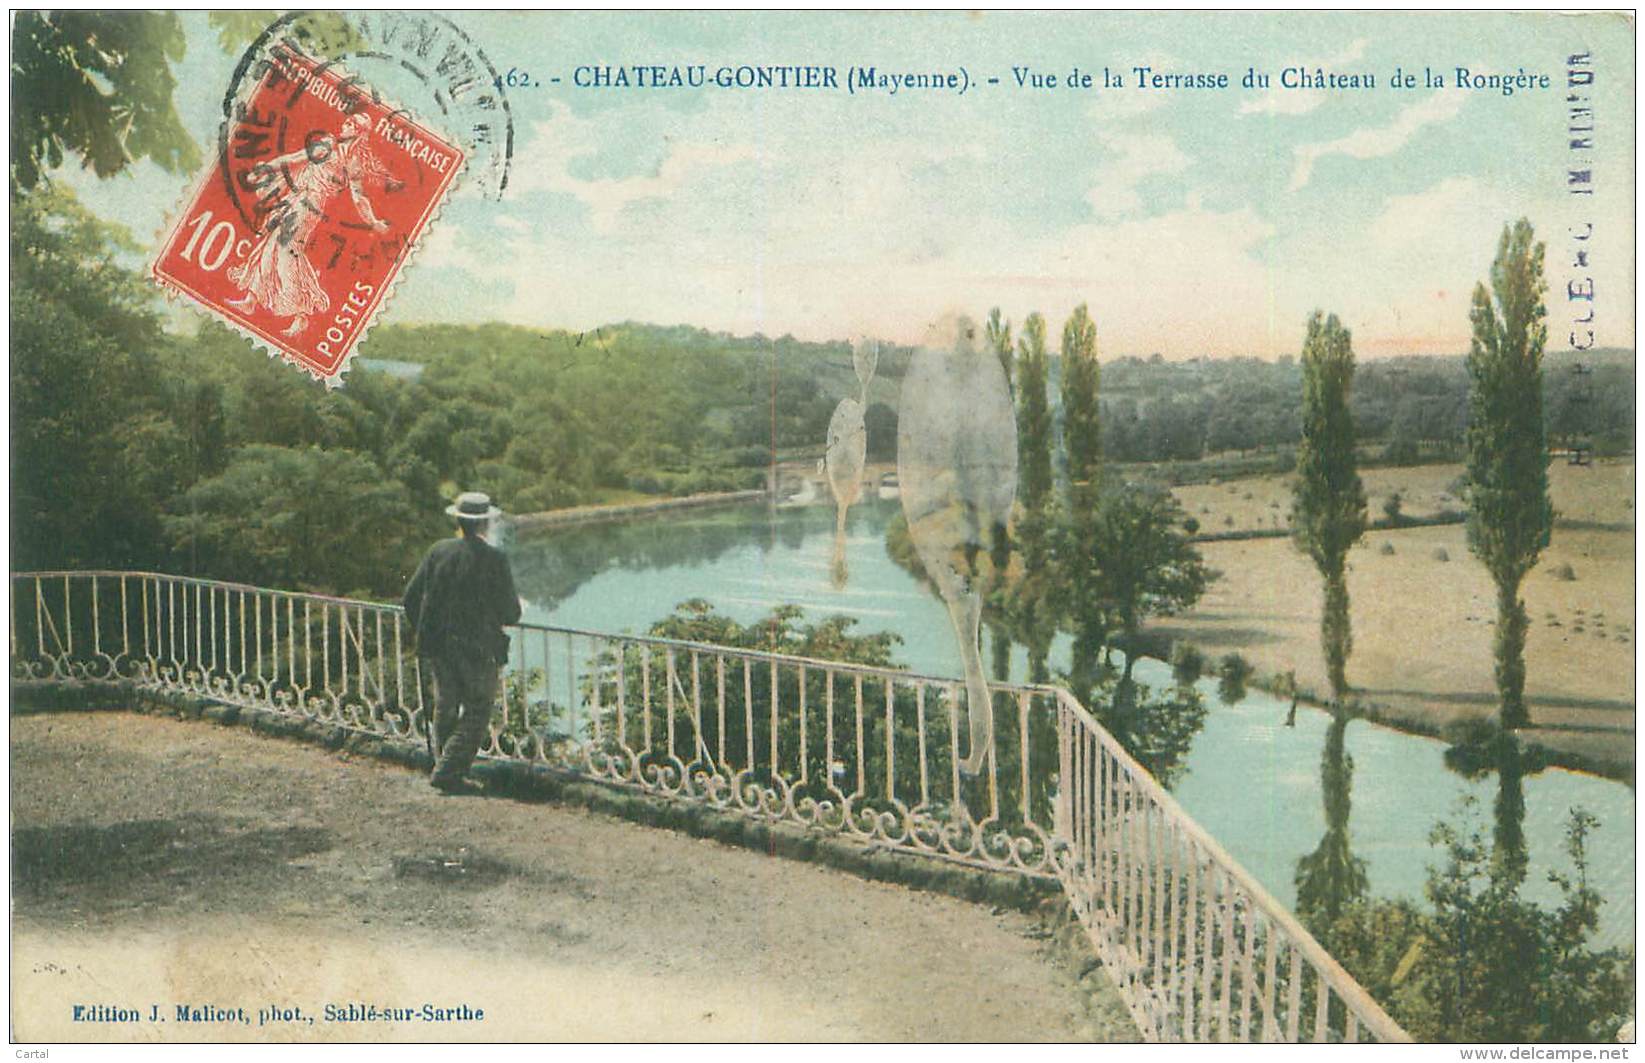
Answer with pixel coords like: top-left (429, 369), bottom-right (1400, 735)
top-left (428, 653), bottom-right (500, 783)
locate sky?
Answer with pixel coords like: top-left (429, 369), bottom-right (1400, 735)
top-left (64, 10), bottom-right (1636, 360)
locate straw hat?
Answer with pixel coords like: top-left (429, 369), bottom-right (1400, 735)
top-left (445, 491), bottom-right (502, 521)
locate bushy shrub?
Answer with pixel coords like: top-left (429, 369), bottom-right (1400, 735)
top-left (1307, 804), bottom-right (1634, 1043)
top-left (1169, 641), bottom-right (1205, 685)
top-left (1216, 652), bottom-right (1253, 703)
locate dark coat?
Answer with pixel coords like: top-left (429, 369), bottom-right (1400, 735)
top-left (402, 534), bottom-right (521, 661)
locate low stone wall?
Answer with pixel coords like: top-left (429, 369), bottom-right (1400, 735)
top-left (511, 489), bottom-right (767, 530)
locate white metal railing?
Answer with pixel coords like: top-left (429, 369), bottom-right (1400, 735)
top-left (9, 570), bottom-right (1408, 1043)
top-left (1053, 692), bottom-right (1407, 1042)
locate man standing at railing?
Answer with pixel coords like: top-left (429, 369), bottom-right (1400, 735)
top-left (403, 491), bottom-right (522, 795)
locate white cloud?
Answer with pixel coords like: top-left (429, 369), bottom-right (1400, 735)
top-left (418, 218), bottom-right (497, 277)
top-left (1367, 175), bottom-right (1498, 250)
top-left (512, 102), bottom-right (757, 232)
top-left (1240, 39), bottom-right (1369, 117)
top-left (733, 200), bottom-right (1277, 356)
top-left (1287, 90), bottom-right (1468, 191)
top-left (1347, 174), bottom-right (1636, 353)
top-left (395, 59), bottom-right (1630, 362)
top-left (1085, 132), bottom-right (1191, 218)
top-left (415, 203), bottom-right (543, 289)
top-left (1080, 76), bottom-right (1194, 221)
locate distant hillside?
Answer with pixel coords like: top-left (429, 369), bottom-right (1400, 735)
top-left (359, 319), bottom-right (1631, 476)
top-left (1068, 348), bottom-right (1634, 465)
top-left (360, 320), bottom-right (915, 463)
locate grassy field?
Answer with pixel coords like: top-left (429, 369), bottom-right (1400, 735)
top-left (1156, 460), bottom-right (1635, 775)
top-left (1173, 459), bottom-right (1634, 535)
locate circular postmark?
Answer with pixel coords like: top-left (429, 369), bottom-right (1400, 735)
top-left (218, 53), bottom-right (450, 281)
top-left (218, 10), bottom-right (513, 239)
top-left (155, 11), bottom-right (510, 382)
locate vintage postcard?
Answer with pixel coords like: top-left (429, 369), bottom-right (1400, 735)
top-left (8, 9), bottom-right (1636, 1048)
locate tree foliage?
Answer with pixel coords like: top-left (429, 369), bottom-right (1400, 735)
top-left (984, 308), bottom-right (1016, 578)
top-left (1085, 485), bottom-right (1211, 650)
top-left (599, 600), bottom-right (1059, 828)
top-left (1090, 350), bottom-right (1630, 470)
top-left (164, 445), bottom-right (430, 596)
top-left (1310, 804), bottom-right (1633, 1043)
top-left (985, 306), bottom-right (1013, 396)
top-left (1464, 220), bottom-right (1554, 730)
top-left (1012, 310), bottom-right (1058, 620)
top-left (10, 186), bottom-right (169, 570)
top-left (1291, 311), bottom-right (1367, 701)
top-left (9, 11), bottom-right (200, 192)
top-left (1015, 312), bottom-right (1055, 520)
top-left (1059, 303), bottom-right (1102, 513)
top-left (10, 186), bottom-right (875, 599)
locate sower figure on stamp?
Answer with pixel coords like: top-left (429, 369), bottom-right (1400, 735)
top-left (225, 110), bottom-right (391, 338)
top-left (403, 491), bottom-right (522, 795)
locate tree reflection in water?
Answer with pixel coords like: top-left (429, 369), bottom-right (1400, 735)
top-left (1295, 709), bottom-right (1370, 923)
top-left (1059, 635), bottom-right (1208, 790)
top-left (1443, 723), bottom-right (1542, 884)
top-left (507, 501), bottom-right (853, 614)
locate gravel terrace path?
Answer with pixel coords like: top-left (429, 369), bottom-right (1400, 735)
top-left (10, 710), bottom-right (1132, 1042)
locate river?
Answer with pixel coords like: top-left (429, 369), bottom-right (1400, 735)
top-left (506, 498), bottom-right (1635, 950)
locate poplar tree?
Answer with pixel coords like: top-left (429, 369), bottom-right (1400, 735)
top-left (1060, 303), bottom-right (1102, 516)
top-left (1011, 311), bottom-right (1057, 682)
top-left (984, 308), bottom-right (1015, 584)
top-left (1015, 312), bottom-right (1054, 570)
top-left (985, 306), bottom-right (1014, 396)
top-left (1465, 219), bottom-right (1553, 730)
top-left (1059, 304), bottom-right (1106, 665)
top-left (1291, 311), bottom-right (1367, 705)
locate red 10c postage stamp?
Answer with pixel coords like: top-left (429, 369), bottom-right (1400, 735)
top-left (152, 46), bottom-right (464, 386)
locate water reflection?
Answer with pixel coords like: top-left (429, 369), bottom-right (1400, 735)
top-left (507, 500), bottom-right (1633, 946)
top-left (1444, 726), bottom-right (1542, 885)
top-left (1295, 711), bottom-right (1370, 922)
top-left (821, 339), bottom-right (878, 588)
top-left (1061, 637), bottom-right (1208, 791)
top-left (1216, 653), bottom-right (1253, 705)
top-left (508, 501), bottom-right (838, 614)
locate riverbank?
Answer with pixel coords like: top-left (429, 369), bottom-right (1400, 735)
top-left (1161, 458), bottom-right (1634, 782)
top-left (512, 488), bottom-right (767, 530)
top-left (1152, 519), bottom-right (1635, 782)
top-left (1133, 626), bottom-right (1629, 782)
top-left (882, 459), bottom-right (1634, 782)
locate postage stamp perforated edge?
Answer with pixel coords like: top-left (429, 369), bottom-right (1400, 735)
top-left (149, 49), bottom-right (469, 390)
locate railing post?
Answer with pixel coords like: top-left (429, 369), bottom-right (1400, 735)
top-left (883, 676), bottom-right (895, 803)
top-left (915, 683), bottom-right (929, 810)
